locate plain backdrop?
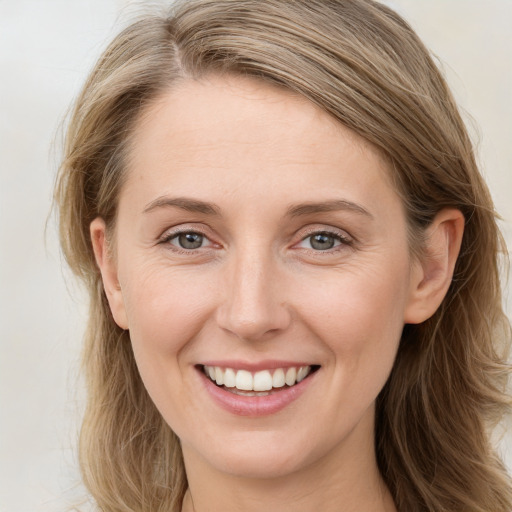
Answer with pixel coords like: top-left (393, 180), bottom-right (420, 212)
top-left (1, 1), bottom-right (511, 511)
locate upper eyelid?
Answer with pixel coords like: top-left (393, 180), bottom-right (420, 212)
top-left (301, 230), bottom-right (349, 240)
top-left (297, 225), bottom-right (353, 241)
top-left (159, 224), bottom-right (212, 240)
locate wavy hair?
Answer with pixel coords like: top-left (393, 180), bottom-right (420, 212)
top-left (54, 1), bottom-right (512, 510)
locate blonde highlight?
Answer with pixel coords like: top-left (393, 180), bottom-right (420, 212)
top-left (54, 1), bottom-right (512, 510)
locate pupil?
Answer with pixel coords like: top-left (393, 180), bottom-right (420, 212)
top-left (179, 233), bottom-right (203, 249)
top-left (311, 233), bottom-right (334, 250)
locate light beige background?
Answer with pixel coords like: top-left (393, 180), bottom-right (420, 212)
top-left (0, 1), bottom-right (510, 511)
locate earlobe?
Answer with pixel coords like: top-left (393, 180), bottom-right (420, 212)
top-left (90, 217), bottom-right (129, 330)
top-left (404, 209), bottom-right (465, 324)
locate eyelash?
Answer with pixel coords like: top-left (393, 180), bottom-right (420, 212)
top-left (296, 229), bottom-right (353, 253)
top-left (159, 228), bottom-right (215, 254)
top-left (159, 227), bottom-right (353, 255)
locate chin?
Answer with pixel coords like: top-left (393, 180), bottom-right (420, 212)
top-left (181, 425), bottom-right (338, 481)
top-left (209, 448), bottom-right (309, 480)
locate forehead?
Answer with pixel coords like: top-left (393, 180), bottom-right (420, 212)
top-left (122, 75), bottom-right (398, 215)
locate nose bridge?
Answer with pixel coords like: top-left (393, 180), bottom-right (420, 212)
top-left (217, 240), bottom-right (290, 341)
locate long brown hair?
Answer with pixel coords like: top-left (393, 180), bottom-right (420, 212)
top-left (54, 1), bottom-right (512, 510)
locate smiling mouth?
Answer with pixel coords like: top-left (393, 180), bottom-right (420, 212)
top-left (201, 365), bottom-right (320, 396)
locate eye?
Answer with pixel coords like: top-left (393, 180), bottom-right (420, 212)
top-left (297, 231), bottom-right (348, 251)
top-left (166, 231), bottom-right (209, 250)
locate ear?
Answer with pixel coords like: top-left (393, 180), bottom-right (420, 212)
top-left (90, 217), bottom-right (129, 330)
top-left (404, 208), bottom-right (465, 324)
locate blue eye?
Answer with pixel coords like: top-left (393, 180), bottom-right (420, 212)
top-left (168, 232), bottom-right (207, 250)
top-left (298, 232), bottom-right (346, 251)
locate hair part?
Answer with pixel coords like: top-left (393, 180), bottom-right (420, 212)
top-left (54, 1), bottom-right (512, 510)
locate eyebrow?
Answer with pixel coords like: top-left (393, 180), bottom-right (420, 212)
top-left (142, 196), bottom-right (372, 219)
top-left (286, 200), bottom-right (373, 219)
top-left (143, 196), bottom-right (221, 215)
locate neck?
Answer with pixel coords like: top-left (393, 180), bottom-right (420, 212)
top-left (180, 412), bottom-right (397, 512)
top-left (182, 475), bottom-right (395, 512)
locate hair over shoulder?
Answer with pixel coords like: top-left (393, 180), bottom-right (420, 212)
top-left (54, 1), bottom-right (512, 510)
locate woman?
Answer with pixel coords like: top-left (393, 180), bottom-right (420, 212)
top-left (54, 0), bottom-right (512, 510)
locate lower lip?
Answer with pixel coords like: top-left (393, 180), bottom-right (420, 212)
top-left (198, 369), bottom-right (317, 417)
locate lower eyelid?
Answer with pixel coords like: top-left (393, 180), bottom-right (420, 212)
top-left (297, 239), bottom-right (344, 251)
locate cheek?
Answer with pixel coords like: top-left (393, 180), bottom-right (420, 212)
top-left (118, 264), bottom-right (220, 432)
top-left (121, 260), bottom-right (213, 340)
top-left (118, 262), bottom-right (217, 390)
top-left (298, 256), bottom-right (409, 332)
top-left (295, 257), bottom-right (410, 390)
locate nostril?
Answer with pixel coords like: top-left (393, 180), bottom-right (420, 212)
top-left (217, 306), bottom-right (293, 342)
top-left (215, 274), bottom-right (292, 341)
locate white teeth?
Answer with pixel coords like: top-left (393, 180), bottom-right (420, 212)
top-left (223, 368), bottom-right (236, 388)
top-left (285, 367), bottom-right (297, 386)
top-left (272, 368), bottom-right (285, 388)
top-left (297, 366), bottom-right (308, 382)
top-left (235, 370), bottom-right (253, 391)
top-left (253, 370), bottom-right (273, 391)
top-left (203, 365), bottom-right (314, 392)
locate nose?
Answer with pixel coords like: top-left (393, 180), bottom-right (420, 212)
top-left (215, 244), bottom-right (292, 342)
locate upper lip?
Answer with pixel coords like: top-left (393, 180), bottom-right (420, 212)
top-left (197, 360), bottom-right (319, 371)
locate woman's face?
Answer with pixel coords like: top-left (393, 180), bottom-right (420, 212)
top-left (96, 76), bottom-right (426, 480)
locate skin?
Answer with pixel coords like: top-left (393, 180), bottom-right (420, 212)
top-left (91, 75), bottom-right (464, 512)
